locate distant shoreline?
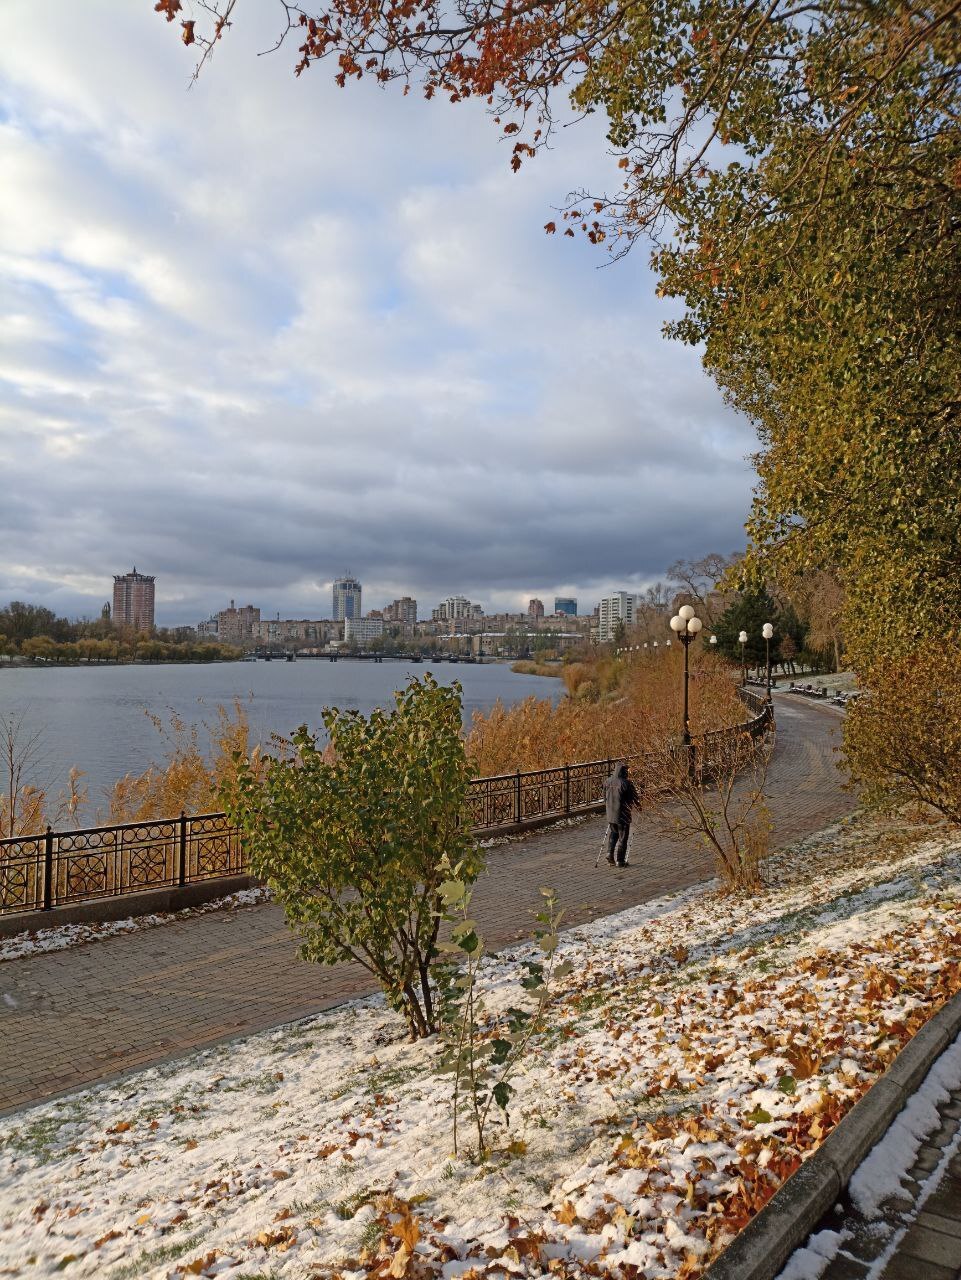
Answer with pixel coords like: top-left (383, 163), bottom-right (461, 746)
top-left (0, 657), bottom-right (244, 670)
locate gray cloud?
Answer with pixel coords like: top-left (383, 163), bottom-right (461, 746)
top-left (0, 0), bottom-right (757, 625)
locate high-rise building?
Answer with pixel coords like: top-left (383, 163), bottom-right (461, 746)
top-left (554, 597), bottom-right (577, 617)
top-left (596, 591), bottom-right (640, 643)
top-left (383, 597), bottom-right (418, 625)
top-left (113, 568), bottom-right (155, 632)
top-left (332, 574), bottom-right (362, 621)
top-left (216, 601), bottom-right (261, 647)
top-left (432, 596), bottom-right (483, 622)
top-left (528, 598), bottom-right (545, 618)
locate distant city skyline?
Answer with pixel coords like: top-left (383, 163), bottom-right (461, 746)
top-left (2, 566), bottom-right (685, 628)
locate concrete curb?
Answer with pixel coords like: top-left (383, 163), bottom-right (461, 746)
top-left (0, 875), bottom-right (258, 939)
top-left (704, 989), bottom-right (961, 1280)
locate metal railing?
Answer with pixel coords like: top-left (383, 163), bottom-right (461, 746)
top-left (0, 694), bottom-right (772, 917)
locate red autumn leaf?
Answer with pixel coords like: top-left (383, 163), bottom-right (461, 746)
top-left (182, 20), bottom-right (196, 44)
top-left (154, 0), bottom-right (181, 21)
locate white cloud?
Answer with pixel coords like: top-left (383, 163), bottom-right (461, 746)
top-left (0, 0), bottom-right (757, 624)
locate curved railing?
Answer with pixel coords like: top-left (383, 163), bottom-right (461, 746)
top-left (0, 691), bottom-right (772, 917)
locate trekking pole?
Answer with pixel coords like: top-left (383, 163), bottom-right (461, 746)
top-left (594, 828), bottom-right (608, 868)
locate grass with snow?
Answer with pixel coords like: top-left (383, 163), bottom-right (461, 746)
top-left (1, 813), bottom-right (960, 1279)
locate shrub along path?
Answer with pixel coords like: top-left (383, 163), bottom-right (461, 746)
top-left (0, 694), bottom-right (850, 1116)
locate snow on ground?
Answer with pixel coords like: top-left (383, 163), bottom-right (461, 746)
top-left (0, 887), bottom-right (272, 963)
top-left (2, 814), bottom-right (961, 1280)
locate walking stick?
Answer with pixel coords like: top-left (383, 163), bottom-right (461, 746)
top-left (594, 827), bottom-right (609, 868)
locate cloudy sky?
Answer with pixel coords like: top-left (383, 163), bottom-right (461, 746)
top-left (0, 1), bottom-right (758, 626)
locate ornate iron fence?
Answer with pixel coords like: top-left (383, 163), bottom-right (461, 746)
top-left (0, 698), bottom-right (772, 917)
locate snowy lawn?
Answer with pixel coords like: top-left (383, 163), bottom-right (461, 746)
top-left (2, 814), bottom-right (961, 1280)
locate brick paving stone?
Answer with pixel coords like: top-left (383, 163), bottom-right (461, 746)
top-left (918, 1210), bottom-right (961, 1240)
top-left (819, 1255), bottom-right (872, 1280)
top-left (881, 1254), bottom-right (956, 1280)
top-left (922, 1174), bottom-right (961, 1223)
top-left (893, 1222), bottom-right (961, 1270)
top-left (0, 694), bottom-right (851, 1116)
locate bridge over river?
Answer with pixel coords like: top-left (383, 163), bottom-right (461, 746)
top-left (0, 692), bottom-right (850, 1116)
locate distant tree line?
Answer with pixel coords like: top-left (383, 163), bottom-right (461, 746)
top-left (607, 554), bottom-right (843, 675)
top-left (0, 601), bottom-right (240, 665)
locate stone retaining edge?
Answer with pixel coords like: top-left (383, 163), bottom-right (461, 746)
top-left (0, 875), bottom-right (259, 938)
top-left (704, 988), bottom-right (961, 1280)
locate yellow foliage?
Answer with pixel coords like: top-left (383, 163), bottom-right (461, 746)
top-left (105, 699), bottom-right (257, 822)
top-left (467, 650), bottom-right (743, 775)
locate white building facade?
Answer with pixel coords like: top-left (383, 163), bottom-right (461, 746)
top-left (344, 616), bottom-right (384, 645)
top-left (596, 591), bottom-right (640, 643)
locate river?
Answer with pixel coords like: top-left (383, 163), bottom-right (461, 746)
top-left (0, 660), bottom-right (561, 811)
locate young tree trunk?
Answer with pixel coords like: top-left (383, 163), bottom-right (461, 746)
top-left (402, 981), bottom-right (432, 1040)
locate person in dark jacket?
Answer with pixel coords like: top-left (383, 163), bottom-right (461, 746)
top-left (603, 762), bottom-right (639, 867)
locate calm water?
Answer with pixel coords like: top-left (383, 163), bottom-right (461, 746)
top-left (0, 660), bottom-right (561, 810)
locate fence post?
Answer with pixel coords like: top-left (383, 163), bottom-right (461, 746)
top-left (42, 826), bottom-right (53, 911)
top-left (514, 771), bottom-right (521, 825)
top-left (178, 811), bottom-right (187, 887)
top-left (564, 764), bottom-right (570, 814)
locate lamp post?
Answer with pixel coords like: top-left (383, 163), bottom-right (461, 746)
top-left (762, 622), bottom-right (775, 701)
top-left (669, 604), bottom-right (703, 745)
top-left (738, 630), bottom-right (748, 687)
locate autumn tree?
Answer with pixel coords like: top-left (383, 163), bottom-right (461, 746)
top-left (781, 570), bottom-right (846, 674)
top-left (844, 644), bottom-right (961, 827)
top-left (667, 553), bottom-right (741, 626)
top-left (224, 675), bottom-right (482, 1039)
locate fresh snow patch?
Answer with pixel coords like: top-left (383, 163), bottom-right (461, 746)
top-left (2, 814), bottom-right (960, 1279)
top-left (776, 1228), bottom-right (846, 1280)
top-left (850, 1033), bottom-right (961, 1217)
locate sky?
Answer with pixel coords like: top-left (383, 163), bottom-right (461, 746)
top-left (0, 1), bottom-right (758, 626)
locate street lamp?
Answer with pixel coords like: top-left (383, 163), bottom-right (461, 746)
top-left (670, 604), bottom-right (703, 745)
top-left (762, 622), bottom-right (775, 700)
top-left (738, 630), bottom-right (748, 687)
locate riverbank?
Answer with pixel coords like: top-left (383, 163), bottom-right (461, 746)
top-left (510, 659), bottom-right (565, 677)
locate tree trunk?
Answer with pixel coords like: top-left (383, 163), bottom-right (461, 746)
top-left (402, 982), bottom-right (431, 1040)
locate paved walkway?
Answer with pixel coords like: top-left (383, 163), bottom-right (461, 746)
top-left (0, 694), bottom-right (850, 1116)
top-left (808, 1045), bottom-right (961, 1280)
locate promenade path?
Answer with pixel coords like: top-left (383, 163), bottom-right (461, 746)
top-left (0, 694), bottom-right (850, 1116)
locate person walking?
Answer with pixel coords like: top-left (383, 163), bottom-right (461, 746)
top-left (603, 761), bottom-right (639, 867)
